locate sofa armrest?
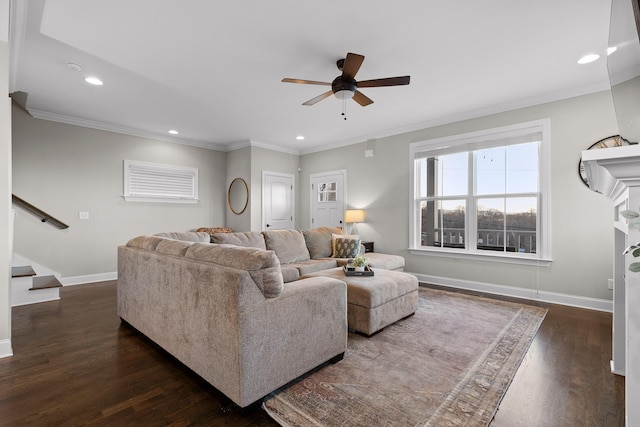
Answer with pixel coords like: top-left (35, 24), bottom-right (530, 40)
top-left (236, 276), bottom-right (347, 406)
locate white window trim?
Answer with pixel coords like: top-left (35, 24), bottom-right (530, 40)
top-left (123, 159), bottom-right (199, 204)
top-left (408, 119), bottom-right (552, 266)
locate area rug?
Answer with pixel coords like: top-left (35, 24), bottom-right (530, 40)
top-left (262, 287), bottom-right (547, 427)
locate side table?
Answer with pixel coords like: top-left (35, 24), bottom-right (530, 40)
top-left (361, 241), bottom-right (374, 253)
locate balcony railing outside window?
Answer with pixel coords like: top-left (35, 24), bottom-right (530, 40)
top-left (423, 228), bottom-right (537, 253)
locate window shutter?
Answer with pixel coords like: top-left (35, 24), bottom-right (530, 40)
top-left (123, 160), bottom-right (199, 203)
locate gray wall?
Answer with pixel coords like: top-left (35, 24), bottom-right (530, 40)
top-left (225, 145), bottom-right (299, 232)
top-left (12, 106), bottom-right (227, 278)
top-left (250, 146), bottom-right (300, 230)
top-left (9, 88), bottom-right (619, 303)
top-left (226, 146), bottom-right (251, 231)
top-left (300, 91), bottom-right (618, 301)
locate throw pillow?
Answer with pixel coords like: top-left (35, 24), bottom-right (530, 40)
top-left (333, 237), bottom-right (361, 258)
top-left (331, 233), bottom-right (359, 257)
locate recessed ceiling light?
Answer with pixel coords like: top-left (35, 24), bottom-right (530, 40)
top-left (296, 135), bottom-right (305, 140)
top-left (577, 54), bottom-right (600, 64)
top-left (85, 76), bottom-right (103, 86)
top-left (66, 62), bottom-right (82, 72)
top-left (607, 46), bottom-right (618, 55)
top-left (168, 129), bottom-right (179, 135)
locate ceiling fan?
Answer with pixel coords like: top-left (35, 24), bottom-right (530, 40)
top-left (282, 52), bottom-right (410, 107)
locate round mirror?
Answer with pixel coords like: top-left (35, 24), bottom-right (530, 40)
top-left (228, 177), bottom-right (249, 215)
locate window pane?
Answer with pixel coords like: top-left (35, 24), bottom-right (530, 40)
top-left (318, 181), bottom-right (337, 202)
top-left (506, 142), bottom-right (538, 193)
top-left (421, 153), bottom-right (467, 198)
top-left (506, 197), bottom-right (537, 253)
top-left (475, 147), bottom-right (506, 195)
top-left (417, 158), bottom-right (428, 198)
top-left (477, 198), bottom-right (505, 251)
top-left (420, 200), bottom-right (465, 248)
top-left (439, 153), bottom-right (468, 196)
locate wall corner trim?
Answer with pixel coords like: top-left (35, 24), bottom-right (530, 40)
top-left (0, 339), bottom-right (13, 358)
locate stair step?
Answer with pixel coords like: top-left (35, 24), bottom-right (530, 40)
top-left (30, 275), bottom-right (63, 290)
top-left (12, 265), bottom-right (36, 278)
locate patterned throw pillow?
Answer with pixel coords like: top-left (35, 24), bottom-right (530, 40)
top-left (331, 233), bottom-right (359, 257)
top-left (333, 238), bottom-right (361, 258)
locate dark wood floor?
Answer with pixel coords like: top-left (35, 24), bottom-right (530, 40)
top-left (0, 281), bottom-right (624, 426)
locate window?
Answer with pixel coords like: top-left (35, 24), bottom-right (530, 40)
top-left (317, 181), bottom-right (337, 202)
top-left (409, 120), bottom-right (551, 264)
top-left (123, 160), bottom-right (199, 203)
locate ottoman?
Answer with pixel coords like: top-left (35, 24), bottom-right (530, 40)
top-left (302, 267), bottom-right (419, 336)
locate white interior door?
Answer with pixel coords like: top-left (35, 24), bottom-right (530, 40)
top-left (263, 171), bottom-right (294, 230)
top-left (310, 170), bottom-right (346, 229)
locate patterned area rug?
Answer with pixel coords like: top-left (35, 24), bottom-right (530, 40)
top-left (263, 287), bottom-right (547, 426)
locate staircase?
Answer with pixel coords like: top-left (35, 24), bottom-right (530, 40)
top-left (11, 255), bottom-right (62, 306)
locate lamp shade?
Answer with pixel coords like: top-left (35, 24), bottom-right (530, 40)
top-left (344, 209), bottom-right (366, 223)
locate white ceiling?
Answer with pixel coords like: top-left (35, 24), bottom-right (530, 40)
top-left (9, 0), bottom-right (614, 154)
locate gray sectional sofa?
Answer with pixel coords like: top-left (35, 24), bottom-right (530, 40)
top-left (118, 232), bottom-right (347, 408)
top-left (208, 227), bottom-right (405, 282)
top-left (117, 227), bottom-right (412, 408)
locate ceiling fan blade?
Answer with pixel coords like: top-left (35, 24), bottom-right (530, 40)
top-left (357, 76), bottom-right (411, 88)
top-left (341, 53), bottom-right (365, 80)
top-left (282, 78), bottom-right (331, 86)
top-left (302, 90), bottom-right (334, 106)
top-left (353, 90), bottom-right (373, 106)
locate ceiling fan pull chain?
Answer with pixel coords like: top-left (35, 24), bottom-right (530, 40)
top-left (342, 98), bottom-right (347, 120)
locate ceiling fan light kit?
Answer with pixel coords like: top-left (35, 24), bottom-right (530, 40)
top-left (282, 52), bottom-right (410, 112)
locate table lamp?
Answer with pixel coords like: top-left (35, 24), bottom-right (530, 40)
top-left (344, 209), bottom-right (366, 234)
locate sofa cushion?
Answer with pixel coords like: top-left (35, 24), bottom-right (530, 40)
top-left (209, 231), bottom-right (266, 250)
top-left (280, 266), bottom-right (300, 283)
top-left (263, 229), bottom-right (310, 264)
top-left (184, 243), bottom-right (284, 298)
top-left (333, 237), bottom-right (361, 258)
top-left (365, 253), bottom-right (405, 271)
top-left (288, 259), bottom-right (338, 276)
top-left (196, 227), bottom-right (234, 241)
top-left (127, 235), bottom-right (167, 251)
top-left (155, 231), bottom-right (211, 242)
top-left (302, 227), bottom-right (343, 259)
top-left (155, 239), bottom-right (194, 256)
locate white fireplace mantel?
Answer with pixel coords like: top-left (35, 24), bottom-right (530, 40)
top-left (583, 144), bottom-right (640, 199)
top-left (582, 143), bottom-right (640, 426)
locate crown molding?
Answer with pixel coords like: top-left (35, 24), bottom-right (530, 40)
top-left (28, 109), bottom-right (228, 151)
top-left (225, 139), bottom-right (301, 155)
top-left (25, 82), bottom-right (611, 157)
top-left (299, 82), bottom-right (611, 155)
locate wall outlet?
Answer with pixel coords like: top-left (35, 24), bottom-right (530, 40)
top-left (78, 211), bottom-right (89, 220)
top-left (608, 279), bottom-right (614, 290)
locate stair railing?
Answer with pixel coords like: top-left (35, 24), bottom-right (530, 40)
top-left (11, 194), bottom-right (69, 229)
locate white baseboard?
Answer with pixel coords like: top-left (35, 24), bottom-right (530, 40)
top-left (409, 272), bottom-right (613, 313)
top-left (61, 272), bottom-right (117, 286)
top-left (0, 339), bottom-right (13, 358)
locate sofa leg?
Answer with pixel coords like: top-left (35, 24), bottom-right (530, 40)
top-left (329, 352), bottom-right (345, 364)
